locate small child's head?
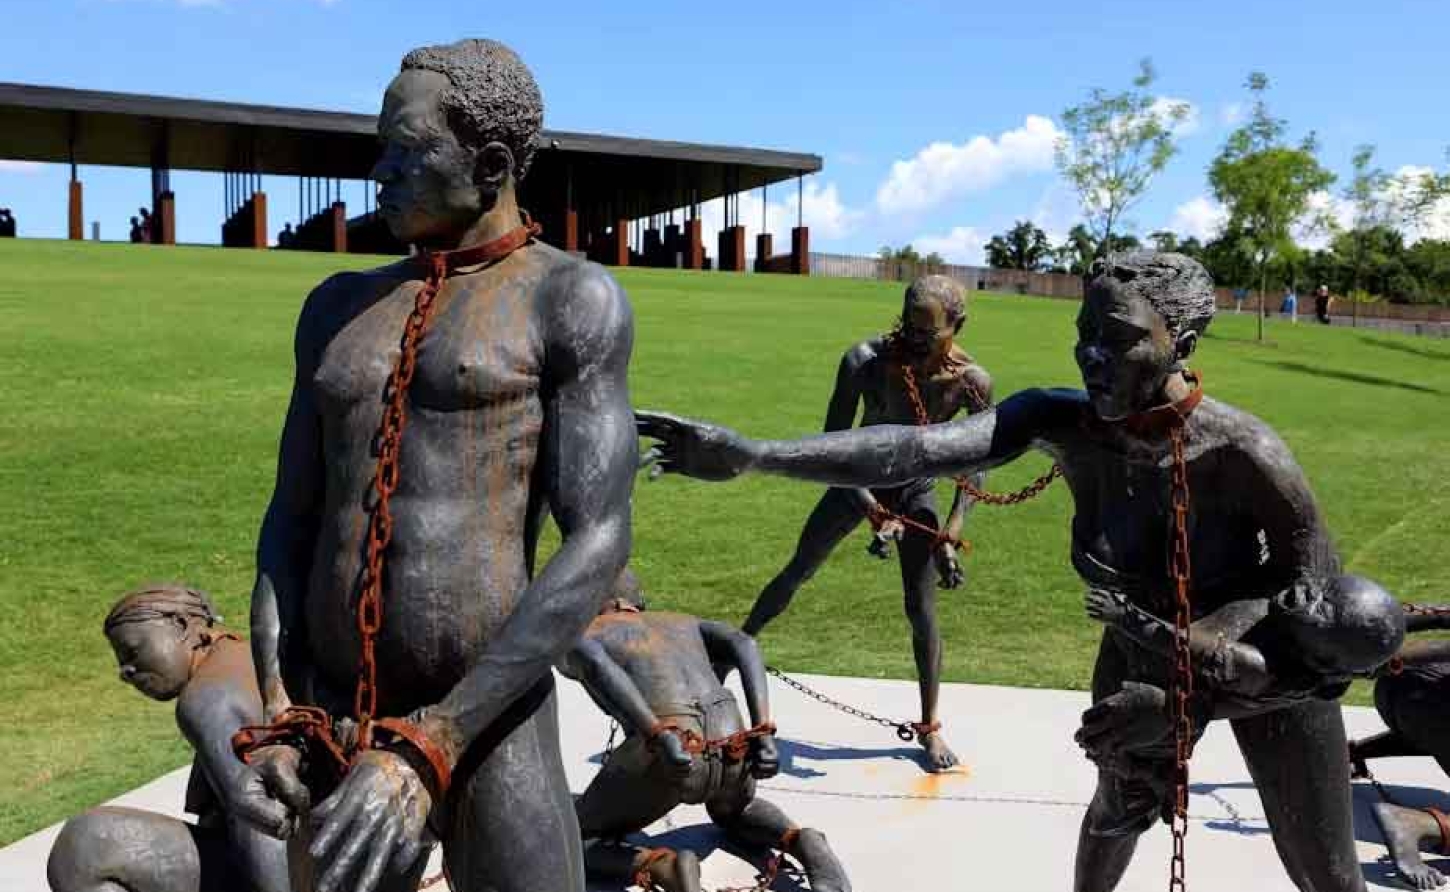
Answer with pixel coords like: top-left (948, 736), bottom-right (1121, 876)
top-left (104, 583), bottom-right (222, 701)
top-left (1274, 574), bottom-right (1405, 678)
top-left (599, 567), bottom-right (646, 615)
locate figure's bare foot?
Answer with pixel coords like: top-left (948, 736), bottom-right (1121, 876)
top-left (1372, 802), bottom-right (1448, 889)
top-left (792, 827), bottom-right (852, 892)
top-left (919, 730), bottom-right (959, 772)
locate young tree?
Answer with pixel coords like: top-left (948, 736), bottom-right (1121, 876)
top-left (1208, 72), bottom-right (1335, 341)
top-left (1338, 144), bottom-right (1450, 324)
top-left (985, 220), bottom-right (1052, 270)
top-left (1055, 58), bottom-right (1190, 267)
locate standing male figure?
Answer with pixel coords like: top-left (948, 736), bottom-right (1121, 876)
top-left (742, 274), bottom-right (991, 771)
top-left (242, 39), bottom-right (635, 892)
top-left (640, 252), bottom-right (1402, 892)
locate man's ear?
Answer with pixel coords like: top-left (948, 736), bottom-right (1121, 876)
top-left (473, 141), bottom-right (515, 191)
top-left (1174, 330), bottom-right (1199, 362)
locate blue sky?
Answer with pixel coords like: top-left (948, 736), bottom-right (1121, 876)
top-left (1, 0), bottom-right (1447, 259)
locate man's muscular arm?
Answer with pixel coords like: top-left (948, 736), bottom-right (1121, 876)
top-left (937, 365), bottom-right (994, 586)
top-left (824, 345), bottom-right (883, 518)
top-left (418, 263), bottom-right (635, 763)
top-left (638, 387), bottom-right (1074, 487)
top-left (700, 620), bottom-right (778, 777)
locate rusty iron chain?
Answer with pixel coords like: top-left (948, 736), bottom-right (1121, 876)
top-left (899, 363), bottom-right (1062, 507)
top-left (767, 666), bottom-right (926, 743)
top-left (1168, 423), bottom-right (1194, 892)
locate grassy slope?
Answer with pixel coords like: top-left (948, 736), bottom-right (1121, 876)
top-left (1, 238), bottom-right (1446, 841)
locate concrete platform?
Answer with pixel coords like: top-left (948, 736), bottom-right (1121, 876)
top-left (4, 671), bottom-right (1446, 891)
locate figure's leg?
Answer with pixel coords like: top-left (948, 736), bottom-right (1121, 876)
top-left (583, 843), bottom-right (702, 892)
top-left (1074, 632), bottom-right (1153, 892)
top-left (1369, 803), bottom-right (1449, 890)
top-left (742, 488), bottom-right (864, 637)
top-left (896, 494), bottom-right (956, 771)
top-left (707, 775), bottom-right (850, 892)
top-left (1232, 700), bottom-right (1366, 892)
top-left (444, 679), bottom-right (585, 892)
top-left (46, 807), bottom-right (249, 892)
top-left (575, 737), bottom-right (686, 841)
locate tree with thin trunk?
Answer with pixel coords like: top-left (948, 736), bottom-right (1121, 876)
top-left (1208, 72), bottom-right (1335, 342)
top-left (985, 220), bottom-right (1053, 271)
top-left (1055, 58), bottom-right (1189, 268)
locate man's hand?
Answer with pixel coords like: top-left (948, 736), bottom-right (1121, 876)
top-left (655, 731), bottom-right (694, 778)
top-left (227, 762), bottom-right (298, 840)
top-left (751, 733), bottom-right (780, 780)
top-left (636, 411), bottom-right (758, 482)
top-left (866, 518), bottom-right (905, 560)
top-left (934, 542), bottom-right (964, 589)
top-left (1075, 681), bottom-right (1170, 762)
top-left (1084, 587), bottom-right (1130, 626)
top-left (309, 750), bottom-right (431, 892)
top-left (246, 744), bottom-right (310, 839)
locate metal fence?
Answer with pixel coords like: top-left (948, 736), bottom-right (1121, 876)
top-left (809, 252), bottom-right (1085, 300)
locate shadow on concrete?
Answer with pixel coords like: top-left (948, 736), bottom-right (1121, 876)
top-left (777, 737), bottom-right (933, 778)
top-left (1244, 357), bottom-right (1442, 395)
top-left (1359, 334), bottom-right (1450, 362)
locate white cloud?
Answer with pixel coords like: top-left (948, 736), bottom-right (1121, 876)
top-left (913, 227), bottom-right (987, 265)
top-left (1168, 196), bottom-right (1227, 241)
top-left (1389, 165), bottom-right (1450, 242)
top-left (0, 160), bottom-right (44, 175)
top-left (1296, 190), bottom-right (1355, 249)
top-left (1219, 103), bottom-right (1244, 127)
top-left (875, 115), bottom-right (1062, 216)
top-left (696, 179), bottom-right (861, 255)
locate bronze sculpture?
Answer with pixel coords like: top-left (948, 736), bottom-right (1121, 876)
top-left (637, 251), bottom-right (1405, 892)
top-left (1350, 604), bottom-right (1450, 890)
top-left (740, 274), bottom-right (991, 771)
top-left (560, 570), bottom-right (851, 892)
top-left (238, 38), bottom-right (635, 892)
top-left (48, 584), bottom-right (288, 892)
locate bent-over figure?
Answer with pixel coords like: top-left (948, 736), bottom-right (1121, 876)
top-left (744, 274), bottom-right (991, 771)
top-left (48, 584), bottom-right (288, 892)
top-left (242, 39), bottom-right (634, 892)
top-left (1350, 604), bottom-right (1450, 890)
top-left (560, 570), bottom-right (850, 892)
top-left (638, 251), bottom-right (1405, 892)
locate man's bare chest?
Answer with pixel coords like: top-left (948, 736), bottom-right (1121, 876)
top-left (312, 278), bottom-right (543, 416)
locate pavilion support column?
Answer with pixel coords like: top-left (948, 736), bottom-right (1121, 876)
top-left (609, 218), bottom-right (629, 266)
top-left (754, 233), bottom-right (773, 272)
top-left (563, 209), bottom-right (579, 252)
top-left (249, 191), bottom-right (268, 249)
top-left (643, 226), bottom-right (661, 266)
top-left (330, 201), bottom-right (347, 253)
top-left (67, 179), bottom-right (84, 241)
top-left (684, 219), bottom-right (703, 270)
top-left (718, 225), bottom-right (745, 272)
top-left (791, 226), bottom-right (810, 275)
top-left (155, 191), bottom-right (176, 245)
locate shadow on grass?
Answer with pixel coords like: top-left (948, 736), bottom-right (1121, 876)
top-left (1244, 358), bottom-right (1442, 395)
top-left (1359, 335), bottom-right (1450, 362)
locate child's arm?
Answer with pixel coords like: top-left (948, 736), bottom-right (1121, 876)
top-left (1085, 589), bottom-right (1274, 696)
top-left (559, 637), bottom-right (694, 770)
top-left (700, 620), bottom-right (778, 778)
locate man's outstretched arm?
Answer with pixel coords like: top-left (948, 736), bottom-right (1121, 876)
top-left (638, 387), bottom-right (1073, 488)
top-left (418, 263), bottom-right (635, 762)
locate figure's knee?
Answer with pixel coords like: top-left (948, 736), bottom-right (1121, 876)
top-left (48, 808), bottom-right (196, 892)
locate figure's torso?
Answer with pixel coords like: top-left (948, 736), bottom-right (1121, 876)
top-left (302, 245), bottom-right (573, 712)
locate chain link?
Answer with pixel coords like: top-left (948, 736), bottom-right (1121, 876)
top-left (1168, 423), bottom-right (1194, 892)
top-left (767, 666), bottom-right (922, 742)
top-left (899, 363), bottom-right (1062, 507)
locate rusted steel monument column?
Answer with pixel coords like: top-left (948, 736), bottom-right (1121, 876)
top-left (249, 191), bottom-right (268, 249)
top-left (68, 179), bottom-right (84, 241)
top-left (609, 217), bottom-right (629, 266)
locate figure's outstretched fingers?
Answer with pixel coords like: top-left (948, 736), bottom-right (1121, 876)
top-left (353, 818), bottom-right (401, 892)
top-left (635, 410), bottom-right (685, 439)
top-left (392, 834), bottom-right (425, 878)
top-left (318, 806), bottom-right (384, 892)
top-left (309, 784), bottom-right (363, 862)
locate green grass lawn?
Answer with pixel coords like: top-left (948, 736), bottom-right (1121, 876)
top-left (2, 238), bottom-right (1447, 843)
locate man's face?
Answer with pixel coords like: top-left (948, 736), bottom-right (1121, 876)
top-left (1074, 281), bottom-right (1177, 420)
top-left (372, 69), bottom-right (485, 246)
top-left (108, 620), bottom-right (192, 701)
top-left (898, 297), bottom-right (961, 365)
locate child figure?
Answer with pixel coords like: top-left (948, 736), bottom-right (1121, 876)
top-left (47, 584), bottom-right (288, 892)
top-left (559, 570), bottom-right (850, 892)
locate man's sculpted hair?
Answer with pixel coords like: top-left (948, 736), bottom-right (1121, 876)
top-left (1089, 251), bottom-right (1216, 337)
top-left (400, 38), bottom-right (544, 181)
top-left (105, 583), bottom-right (221, 635)
top-left (903, 274), bottom-right (966, 321)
